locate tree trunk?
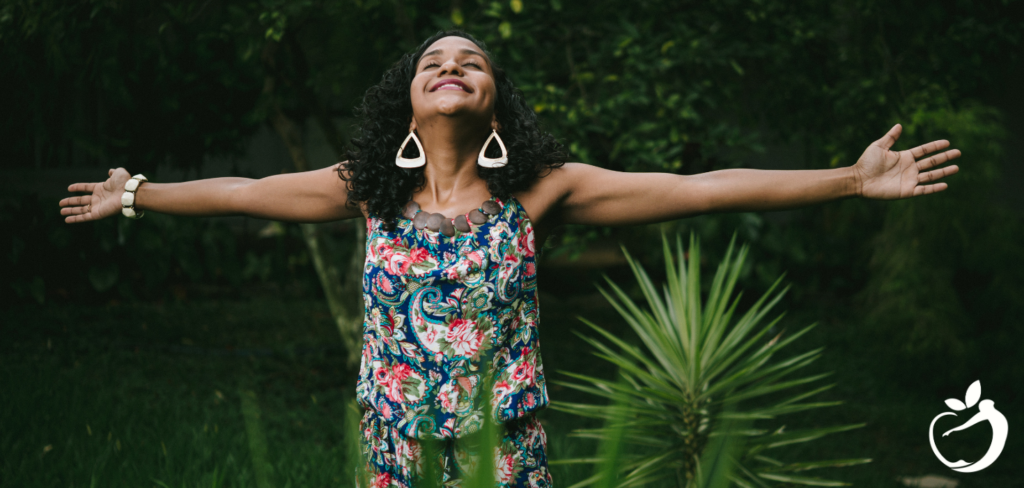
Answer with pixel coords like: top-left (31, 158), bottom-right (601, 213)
top-left (267, 104), bottom-right (365, 367)
top-left (262, 39), bottom-right (365, 367)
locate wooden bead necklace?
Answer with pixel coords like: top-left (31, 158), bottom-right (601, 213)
top-left (403, 198), bottom-right (503, 237)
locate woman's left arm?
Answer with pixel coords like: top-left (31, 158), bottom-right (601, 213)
top-left (550, 124), bottom-right (960, 226)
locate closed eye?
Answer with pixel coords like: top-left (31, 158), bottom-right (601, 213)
top-left (422, 62), bottom-right (440, 70)
top-left (464, 62), bottom-right (482, 69)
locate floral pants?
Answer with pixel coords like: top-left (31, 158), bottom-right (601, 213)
top-left (359, 409), bottom-right (552, 488)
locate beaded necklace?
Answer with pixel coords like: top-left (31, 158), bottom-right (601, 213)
top-left (402, 198), bottom-right (503, 237)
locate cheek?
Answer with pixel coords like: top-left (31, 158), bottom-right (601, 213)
top-left (409, 79), bottom-right (425, 103)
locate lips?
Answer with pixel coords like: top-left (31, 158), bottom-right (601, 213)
top-left (430, 79), bottom-right (472, 93)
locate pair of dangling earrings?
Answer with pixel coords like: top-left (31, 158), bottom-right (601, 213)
top-left (395, 129), bottom-right (508, 169)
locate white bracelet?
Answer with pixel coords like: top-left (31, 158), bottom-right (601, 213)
top-left (121, 174), bottom-right (148, 219)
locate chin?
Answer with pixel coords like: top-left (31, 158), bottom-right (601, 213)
top-left (434, 100), bottom-right (479, 117)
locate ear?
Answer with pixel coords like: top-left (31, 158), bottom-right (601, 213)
top-left (409, 118), bottom-right (418, 133)
top-left (491, 116), bottom-right (502, 132)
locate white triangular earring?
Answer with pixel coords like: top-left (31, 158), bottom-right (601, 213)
top-left (395, 130), bottom-right (426, 168)
top-left (477, 130), bottom-right (508, 168)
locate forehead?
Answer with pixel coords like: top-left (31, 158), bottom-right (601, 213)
top-left (418, 36), bottom-right (489, 63)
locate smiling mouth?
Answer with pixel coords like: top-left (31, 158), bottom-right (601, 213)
top-left (431, 80), bottom-right (472, 92)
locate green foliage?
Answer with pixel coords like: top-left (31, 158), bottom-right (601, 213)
top-left (553, 235), bottom-right (869, 487)
top-left (0, 0), bottom-right (265, 171)
top-left (0, 195), bottom-right (322, 304)
top-left (858, 94), bottom-right (1024, 377)
top-left (0, 300), bottom-right (355, 488)
top-left (3, 0), bottom-right (1022, 389)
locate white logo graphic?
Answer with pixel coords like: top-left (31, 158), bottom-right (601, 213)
top-left (929, 380), bottom-right (1008, 473)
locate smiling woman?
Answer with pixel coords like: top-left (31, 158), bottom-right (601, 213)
top-left (340, 31), bottom-right (567, 236)
top-left (59, 28), bottom-right (961, 488)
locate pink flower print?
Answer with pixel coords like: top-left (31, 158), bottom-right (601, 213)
top-left (410, 246), bottom-right (431, 264)
top-left (445, 319), bottom-right (483, 357)
top-left (495, 451), bottom-right (516, 484)
top-left (467, 249), bottom-right (484, 266)
top-left (380, 363), bottom-right (410, 403)
top-left (384, 378), bottom-right (403, 403)
top-left (373, 364), bottom-right (392, 384)
top-left (370, 240), bottom-right (388, 260)
top-left (385, 251), bottom-right (414, 275)
top-left (441, 417), bottom-right (456, 438)
top-left (437, 381), bottom-right (459, 413)
top-left (492, 381), bottom-right (513, 407)
top-left (524, 261), bottom-right (536, 277)
top-left (392, 363), bottom-right (413, 381)
top-left (499, 254), bottom-right (521, 282)
top-left (511, 361), bottom-right (536, 386)
top-left (378, 274), bottom-right (394, 293)
top-left (371, 473), bottom-right (393, 488)
top-left (423, 328), bottom-right (438, 346)
top-left (444, 267), bottom-right (460, 281)
top-left (524, 392), bottom-right (536, 409)
top-left (395, 438), bottom-right (423, 476)
top-left (518, 225), bottom-right (536, 257)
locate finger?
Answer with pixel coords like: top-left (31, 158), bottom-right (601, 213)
top-left (65, 212), bottom-right (94, 224)
top-left (59, 195), bottom-right (93, 207)
top-left (874, 124), bottom-right (902, 150)
top-left (61, 205), bottom-right (90, 216)
top-left (67, 182), bottom-right (97, 193)
top-left (918, 165), bottom-right (960, 183)
top-left (909, 139), bottom-right (950, 159)
top-left (108, 168), bottom-right (115, 176)
top-left (916, 149), bottom-right (961, 171)
top-left (913, 182), bottom-right (948, 196)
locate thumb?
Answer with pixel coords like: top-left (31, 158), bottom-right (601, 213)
top-left (108, 168), bottom-right (115, 176)
top-left (875, 124), bottom-right (902, 150)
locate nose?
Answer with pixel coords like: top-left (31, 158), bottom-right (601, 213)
top-left (438, 59), bottom-right (463, 76)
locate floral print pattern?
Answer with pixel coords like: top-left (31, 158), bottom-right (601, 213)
top-left (360, 409), bottom-right (552, 488)
top-left (356, 196), bottom-right (550, 485)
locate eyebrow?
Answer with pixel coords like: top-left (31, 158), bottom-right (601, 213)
top-left (418, 48), bottom-right (489, 66)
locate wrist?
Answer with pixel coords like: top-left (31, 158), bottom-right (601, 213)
top-left (845, 165), bottom-right (864, 198)
top-left (121, 174), bottom-right (148, 218)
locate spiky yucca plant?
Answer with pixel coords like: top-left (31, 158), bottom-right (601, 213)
top-left (552, 235), bottom-right (870, 487)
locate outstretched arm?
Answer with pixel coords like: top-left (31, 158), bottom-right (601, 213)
top-left (60, 164), bottom-right (363, 224)
top-left (549, 124), bottom-right (960, 226)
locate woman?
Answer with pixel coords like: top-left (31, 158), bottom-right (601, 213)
top-left (60, 30), bottom-right (960, 487)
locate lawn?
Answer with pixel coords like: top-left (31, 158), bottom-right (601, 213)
top-left (2, 274), bottom-right (1020, 487)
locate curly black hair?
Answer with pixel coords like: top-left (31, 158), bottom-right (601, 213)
top-left (339, 30), bottom-right (567, 229)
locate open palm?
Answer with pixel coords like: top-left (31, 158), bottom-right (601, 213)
top-left (59, 168), bottom-right (132, 223)
top-left (854, 124), bottom-right (961, 200)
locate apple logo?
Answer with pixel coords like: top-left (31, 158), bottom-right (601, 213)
top-left (929, 380), bottom-right (1008, 473)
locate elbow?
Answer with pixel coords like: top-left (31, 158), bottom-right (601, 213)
top-left (225, 179), bottom-right (256, 215)
top-left (678, 175), bottom-right (717, 216)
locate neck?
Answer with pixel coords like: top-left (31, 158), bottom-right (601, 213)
top-left (415, 116), bottom-right (491, 205)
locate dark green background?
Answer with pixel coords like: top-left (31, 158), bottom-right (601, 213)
top-left (2, 0), bottom-right (1023, 486)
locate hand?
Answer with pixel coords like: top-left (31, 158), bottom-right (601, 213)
top-left (853, 124), bottom-right (961, 200)
top-left (60, 168), bottom-right (133, 223)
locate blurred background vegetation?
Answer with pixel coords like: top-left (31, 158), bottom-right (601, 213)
top-left (2, 0), bottom-right (1023, 486)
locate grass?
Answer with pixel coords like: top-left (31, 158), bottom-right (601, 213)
top-left (2, 284), bottom-right (1021, 486)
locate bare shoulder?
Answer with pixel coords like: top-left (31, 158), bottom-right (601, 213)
top-left (514, 162), bottom-right (594, 226)
top-left (518, 162), bottom-right (586, 200)
top-left (549, 162), bottom-right (599, 178)
top-left (530, 162), bottom-right (595, 191)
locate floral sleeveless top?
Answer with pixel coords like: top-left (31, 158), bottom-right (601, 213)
top-left (356, 196), bottom-right (548, 440)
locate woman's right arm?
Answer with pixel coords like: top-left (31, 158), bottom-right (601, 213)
top-left (60, 163), bottom-right (364, 224)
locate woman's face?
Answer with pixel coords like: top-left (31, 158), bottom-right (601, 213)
top-left (410, 36), bottom-right (496, 128)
